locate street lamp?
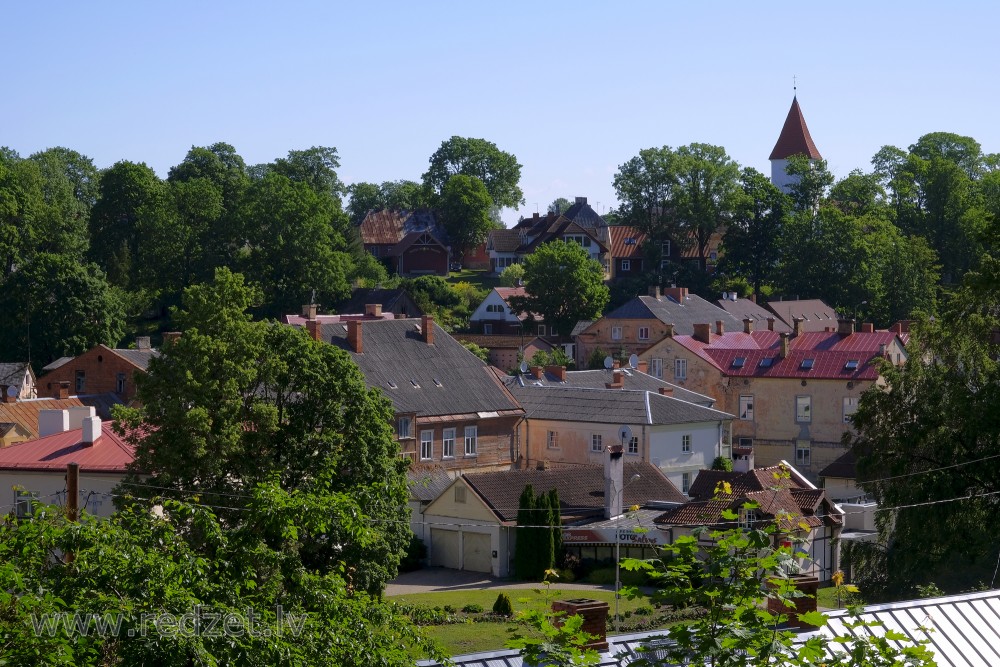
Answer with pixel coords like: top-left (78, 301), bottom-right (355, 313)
top-left (613, 426), bottom-right (642, 635)
top-left (854, 300), bottom-right (868, 326)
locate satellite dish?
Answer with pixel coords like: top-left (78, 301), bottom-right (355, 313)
top-left (628, 354), bottom-right (639, 369)
top-left (618, 424), bottom-right (633, 444)
top-left (6, 386), bottom-right (17, 398)
top-left (603, 356), bottom-right (614, 370)
top-left (519, 360), bottom-right (529, 374)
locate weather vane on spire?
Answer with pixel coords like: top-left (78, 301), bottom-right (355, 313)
top-left (793, 75), bottom-right (797, 93)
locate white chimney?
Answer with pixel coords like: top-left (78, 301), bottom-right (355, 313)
top-left (81, 416), bottom-right (102, 446)
top-left (67, 406), bottom-right (96, 429)
top-left (604, 444), bottom-right (625, 519)
top-left (39, 409), bottom-right (70, 437)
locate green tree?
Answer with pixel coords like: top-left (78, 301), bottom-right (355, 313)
top-left (528, 348), bottom-right (575, 370)
top-left (848, 253), bottom-right (1000, 598)
top-left (116, 268), bottom-right (411, 597)
top-left (27, 146), bottom-right (100, 259)
top-left (514, 484), bottom-right (538, 580)
top-left (548, 197), bottom-right (573, 214)
top-left (509, 240), bottom-right (609, 337)
top-left (423, 136), bottom-right (524, 209)
top-left (499, 262), bottom-right (525, 287)
top-left (784, 154), bottom-right (835, 212)
top-left (717, 167), bottom-right (788, 297)
top-left (0, 149), bottom-right (47, 278)
top-left (0, 253), bottom-right (126, 367)
top-left (461, 340), bottom-right (490, 363)
top-left (437, 174), bottom-right (494, 254)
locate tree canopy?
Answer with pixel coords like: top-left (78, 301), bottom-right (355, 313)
top-left (423, 136), bottom-right (524, 209)
top-left (509, 240), bottom-right (609, 337)
top-left (437, 174), bottom-right (495, 254)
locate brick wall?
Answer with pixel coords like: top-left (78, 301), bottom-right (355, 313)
top-left (401, 415), bottom-right (518, 472)
top-left (40, 346), bottom-right (143, 401)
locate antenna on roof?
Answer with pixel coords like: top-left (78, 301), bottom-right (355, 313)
top-left (628, 354), bottom-right (638, 370)
top-left (519, 360), bottom-right (529, 374)
top-left (793, 74), bottom-right (797, 94)
top-left (604, 356), bottom-right (614, 370)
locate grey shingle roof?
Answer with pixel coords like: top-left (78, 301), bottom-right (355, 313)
top-left (641, 294), bottom-right (745, 335)
top-left (407, 465), bottom-right (454, 502)
top-left (506, 384), bottom-right (731, 426)
top-left (109, 348), bottom-right (160, 370)
top-left (570, 320), bottom-right (594, 337)
top-left (337, 288), bottom-right (422, 317)
top-left (316, 318), bottom-right (522, 418)
top-left (506, 369), bottom-right (714, 407)
top-left (0, 362), bottom-right (29, 387)
top-left (41, 357), bottom-right (74, 372)
top-left (464, 461), bottom-right (686, 522)
top-left (766, 298), bottom-right (840, 332)
top-left (487, 229), bottom-right (523, 252)
top-left (715, 297), bottom-right (793, 333)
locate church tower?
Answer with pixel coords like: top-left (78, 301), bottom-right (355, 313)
top-left (769, 96), bottom-right (821, 193)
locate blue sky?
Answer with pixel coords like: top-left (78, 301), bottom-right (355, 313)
top-left (6, 2), bottom-right (996, 225)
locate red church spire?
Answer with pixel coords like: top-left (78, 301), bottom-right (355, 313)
top-left (769, 97), bottom-right (821, 161)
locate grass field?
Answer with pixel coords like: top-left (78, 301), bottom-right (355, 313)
top-left (396, 587), bottom-right (655, 656)
top-left (446, 268), bottom-right (500, 292)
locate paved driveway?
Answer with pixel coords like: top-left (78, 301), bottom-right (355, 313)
top-left (385, 567), bottom-right (617, 597)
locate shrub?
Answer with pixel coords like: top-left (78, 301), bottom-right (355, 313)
top-left (711, 456), bottom-right (734, 472)
top-left (443, 605), bottom-right (457, 613)
top-left (461, 603), bottom-right (484, 614)
top-left (492, 592), bottom-right (514, 617)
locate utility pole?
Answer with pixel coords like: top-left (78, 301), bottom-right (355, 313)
top-left (66, 462), bottom-right (79, 563)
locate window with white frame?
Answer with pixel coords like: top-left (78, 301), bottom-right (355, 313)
top-left (628, 436), bottom-right (639, 454)
top-left (495, 256), bottom-right (518, 270)
top-left (621, 259), bottom-right (631, 272)
top-left (14, 490), bottom-right (35, 519)
top-left (420, 430), bottom-right (433, 460)
top-left (674, 358), bottom-right (687, 380)
top-left (843, 397), bottom-right (859, 423)
top-left (738, 507), bottom-right (753, 529)
top-left (681, 472), bottom-right (690, 494)
top-left (638, 327), bottom-right (649, 341)
top-left (796, 440), bottom-right (811, 466)
top-left (547, 431), bottom-right (559, 449)
top-left (661, 240), bottom-right (671, 256)
top-left (538, 324), bottom-right (546, 336)
top-left (591, 434), bottom-right (603, 452)
top-left (611, 326), bottom-right (623, 341)
top-left (486, 304), bottom-right (504, 313)
top-left (442, 428), bottom-right (456, 458)
top-left (682, 434), bottom-right (691, 453)
top-left (464, 426), bottom-right (478, 456)
top-left (651, 358), bottom-right (663, 379)
top-left (398, 416), bottom-right (412, 439)
top-left (739, 395), bottom-right (754, 421)
top-left (796, 395), bottom-right (812, 423)
top-left (738, 437), bottom-right (754, 449)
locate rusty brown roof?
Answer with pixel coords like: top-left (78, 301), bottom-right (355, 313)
top-left (0, 397), bottom-right (87, 441)
top-left (610, 226), bottom-right (647, 259)
top-left (769, 96), bottom-right (822, 160)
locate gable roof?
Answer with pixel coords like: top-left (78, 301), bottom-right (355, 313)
top-left (601, 293), bottom-right (744, 336)
top-left (501, 211), bottom-right (608, 254)
top-left (766, 299), bottom-right (839, 332)
top-left (507, 385), bottom-right (731, 426)
top-left (464, 461), bottom-right (686, 523)
top-left (561, 197), bottom-right (609, 232)
top-left (358, 209), bottom-right (442, 246)
top-left (0, 420), bottom-right (134, 473)
top-left (715, 297), bottom-right (793, 333)
top-left (0, 362), bottom-right (31, 389)
top-left (486, 228), bottom-right (523, 253)
top-left (819, 449), bottom-right (857, 480)
top-left (610, 226), bottom-right (647, 259)
top-left (407, 465), bottom-right (454, 503)
top-left (337, 288), bottom-right (422, 317)
top-left (310, 318), bottom-right (522, 419)
top-left (769, 96), bottom-right (822, 161)
top-left (670, 329), bottom-right (902, 380)
top-left (0, 397), bottom-right (87, 440)
top-left (108, 347), bottom-right (160, 371)
top-left (506, 368), bottom-right (714, 406)
top-left (453, 334), bottom-right (552, 352)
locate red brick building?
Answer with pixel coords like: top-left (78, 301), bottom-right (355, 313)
top-left (39, 339), bottom-right (160, 402)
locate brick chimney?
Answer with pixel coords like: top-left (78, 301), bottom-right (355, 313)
top-left (750, 293), bottom-right (757, 304)
top-left (552, 599), bottom-right (609, 651)
top-left (306, 319), bottom-right (322, 342)
top-left (136, 336), bottom-right (151, 350)
top-left (664, 323), bottom-right (675, 337)
top-left (162, 331), bottom-right (182, 346)
top-left (663, 287), bottom-right (688, 302)
top-left (422, 315), bottom-right (434, 345)
top-left (658, 387), bottom-right (673, 397)
top-left (767, 575), bottom-right (819, 629)
top-left (302, 303), bottom-right (318, 320)
top-left (347, 320), bottom-right (363, 353)
top-left (605, 370), bottom-right (624, 389)
top-left (636, 359), bottom-right (648, 373)
top-left (837, 318), bottom-right (855, 336)
top-left (648, 285), bottom-right (661, 299)
top-left (743, 318), bottom-right (754, 334)
top-left (861, 322), bottom-right (874, 333)
top-left (780, 333), bottom-right (790, 358)
top-left (793, 317), bottom-right (805, 337)
top-left (715, 320), bottom-right (725, 336)
top-left (531, 366), bottom-right (544, 380)
top-left (693, 323), bottom-right (712, 344)
top-left (56, 381), bottom-right (70, 400)
top-left (767, 317), bottom-right (776, 332)
top-left (81, 416), bottom-right (101, 447)
top-left (545, 365), bottom-right (567, 382)
top-left (365, 303), bottom-right (382, 317)
top-left (604, 443), bottom-right (624, 519)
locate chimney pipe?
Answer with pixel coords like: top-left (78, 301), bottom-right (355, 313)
top-left (743, 318), bottom-right (754, 334)
top-left (545, 365), bottom-right (566, 382)
top-left (57, 381), bottom-right (70, 400)
top-left (793, 317), bottom-right (805, 337)
top-left (604, 444), bottom-right (624, 519)
top-left (693, 323), bottom-right (711, 344)
top-left (767, 317), bottom-right (775, 332)
top-left (551, 599), bottom-right (609, 651)
top-left (302, 303), bottom-right (318, 320)
top-left (605, 369), bottom-right (624, 389)
top-left (81, 416), bottom-right (101, 446)
top-left (422, 315), bottom-right (434, 345)
top-left (715, 320), bottom-right (724, 336)
top-left (780, 333), bottom-right (790, 358)
top-left (39, 409), bottom-right (70, 437)
top-left (162, 331), bottom-right (182, 346)
top-left (658, 387), bottom-right (673, 397)
top-left (861, 322), bottom-right (874, 333)
top-left (837, 318), bottom-right (855, 336)
top-left (136, 336), bottom-right (151, 350)
top-left (648, 285), bottom-right (661, 299)
top-left (365, 303), bottom-right (382, 317)
top-left (636, 359), bottom-right (648, 373)
top-left (306, 319), bottom-right (322, 342)
top-left (531, 366), bottom-right (544, 380)
top-left (347, 320), bottom-right (363, 353)
top-left (664, 323), bottom-right (675, 338)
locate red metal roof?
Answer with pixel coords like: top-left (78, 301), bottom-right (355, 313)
top-left (609, 226), bottom-right (647, 259)
top-left (0, 421), bottom-right (135, 473)
top-left (769, 97), bottom-right (822, 161)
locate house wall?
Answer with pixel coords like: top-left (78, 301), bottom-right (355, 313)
top-left (519, 418), bottom-right (648, 468)
top-left (487, 340), bottom-right (551, 374)
top-left (0, 470), bottom-right (121, 518)
top-left (648, 422), bottom-right (725, 494)
top-left (611, 257), bottom-right (645, 281)
top-left (462, 242), bottom-right (491, 271)
top-left (470, 291), bottom-right (523, 328)
top-left (821, 476), bottom-right (866, 503)
top-left (40, 346), bottom-right (143, 401)
top-left (399, 415), bottom-right (519, 473)
top-left (399, 244), bottom-right (449, 276)
top-left (575, 318), bottom-right (668, 368)
top-left (421, 478), bottom-right (509, 576)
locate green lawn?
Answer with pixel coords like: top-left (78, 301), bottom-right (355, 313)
top-left (395, 587), bottom-right (655, 656)
top-left (446, 268), bottom-right (500, 292)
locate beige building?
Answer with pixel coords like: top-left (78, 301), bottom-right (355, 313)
top-left (637, 319), bottom-right (906, 481)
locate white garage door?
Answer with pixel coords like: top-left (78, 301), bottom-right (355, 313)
top-left (430, 529), bottom-right (460, 569)
top-left (462, 532), bottom-right (492, 573)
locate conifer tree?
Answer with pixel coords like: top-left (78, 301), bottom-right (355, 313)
top-left (514, 484), bottom-right (537, 580)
